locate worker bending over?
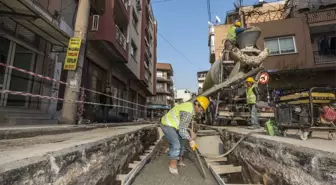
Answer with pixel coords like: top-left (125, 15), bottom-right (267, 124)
top-left (160, 96), bottom-right (210, 175)
top-left (245, 77), bottom-right (260, 129)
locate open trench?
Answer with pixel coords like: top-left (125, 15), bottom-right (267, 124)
top-left (1, 124), bottom-right (334, 185)
top-left (124, 130), bottom-right (250, 185)
top-left (120, 126), bottom-right (336, 185)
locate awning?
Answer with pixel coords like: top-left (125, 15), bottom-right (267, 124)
top-left (0, 0), bottom-right (73, 47)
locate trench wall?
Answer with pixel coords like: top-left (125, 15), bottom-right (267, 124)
top-left (220, 130), bottom-right (336, 185)
top-left (0, 127), bottom-right (158, 185)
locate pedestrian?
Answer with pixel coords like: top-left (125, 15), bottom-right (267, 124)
top-left (100, 84), bottom-right (113, 123)
top-left (160, 96), bottom-right (210, 175)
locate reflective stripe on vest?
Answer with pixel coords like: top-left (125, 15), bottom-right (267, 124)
top-left (227, 26), bottom-right (236, 41)
top-left (246, 84), bottom-right (256, 104)
top-left (161, 102), bottom-right (193, 129)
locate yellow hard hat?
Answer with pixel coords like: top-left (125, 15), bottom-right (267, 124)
top-left (245, 77), bottom-right (255, 83)
top-left (234, 21), bottom-right (241, 27)
top-left (196, 96), bottom-right (210, 111)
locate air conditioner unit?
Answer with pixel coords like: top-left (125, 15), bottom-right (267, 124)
top-left (136, 0), bottom-right (142, 11)
top-left (91, 15), bottom-right (99, 31)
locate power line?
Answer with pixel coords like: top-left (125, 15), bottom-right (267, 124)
top-left (157, 32), bottom-right (203, 71)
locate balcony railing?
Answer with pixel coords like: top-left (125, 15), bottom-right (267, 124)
top-left (307, 9), bottom-right (336, 24)
top-left (116, 25), bottom-right (126, 50)
top-left (313, 50), bottom-right (336, 64)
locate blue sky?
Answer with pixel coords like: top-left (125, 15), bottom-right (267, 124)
top-left (152, 0), bottom-right (257, 92)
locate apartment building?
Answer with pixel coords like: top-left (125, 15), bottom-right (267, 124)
top-left (0, 0), bottom-right (157, 125)
top-left (147, 63), bottom-right (174, 118)
top-left (208, 0), bottom-right (336, 93)
top-left (86, 0), bottom-right (157, 121)
top-left (197, 70), bottom-right (208, 93)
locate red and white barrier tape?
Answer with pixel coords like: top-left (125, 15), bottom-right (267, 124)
top-left (0, 62), bottom-right (147, 107)
top-left (0, 89), bottom-right (147, 112)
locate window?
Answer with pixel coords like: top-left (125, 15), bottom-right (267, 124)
top-left (132, 10), bottom-right (139, 29)
top-left (130, 40), bottom-right (137, 57)
top-left (264, 36), bottom-right (296, 55)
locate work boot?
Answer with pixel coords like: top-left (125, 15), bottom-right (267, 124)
top-left (169, 166), bottom-right (179, 175)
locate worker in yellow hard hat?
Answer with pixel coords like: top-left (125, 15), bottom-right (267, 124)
top-left (160, 96), bottom-right (210, 175)
top-left (227, 20), bottom-right (245, 44)
top-left (244, 77), bottom-right (260, 129)
top-left (224, 20), bottom-right (246, 59)
top-left (234, 77), bottom-right (260, 129)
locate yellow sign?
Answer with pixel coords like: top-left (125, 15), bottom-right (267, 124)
top-left (63, 37), bottom-right (82, 70)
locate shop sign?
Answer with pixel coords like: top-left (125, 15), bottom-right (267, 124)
top-left (63, 37), bottom-right (82, 70)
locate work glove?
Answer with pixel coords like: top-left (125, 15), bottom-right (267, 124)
top-left (189, 140), bottom-right (198, 151)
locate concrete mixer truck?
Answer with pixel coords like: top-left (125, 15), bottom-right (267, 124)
top-left (199, 26), bottom-right (275, 126)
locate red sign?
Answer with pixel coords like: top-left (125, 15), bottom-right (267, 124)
top-left (259, 72), bottom-right (269, 84)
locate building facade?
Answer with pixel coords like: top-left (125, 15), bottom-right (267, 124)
top-left (85, 0), bottom-right (158, 122)
top-left (0, 0), bottom-right (157, 125)
top-left (197, 70), bottom-right (208, 93)
top-left (147, 63), bottom-right (174, 118)
top-left (175, 89), bottom-right (193, 104)
top-left (208, 1), bottom-right (336, 93)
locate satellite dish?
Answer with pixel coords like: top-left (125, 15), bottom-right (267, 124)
top-left (308, 0), bottom-right (320, 12)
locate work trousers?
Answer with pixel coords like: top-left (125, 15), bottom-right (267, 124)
top-left (248, 104), bottom-right (259, 126)
top-left (161, 125), bottom-right (185, 160)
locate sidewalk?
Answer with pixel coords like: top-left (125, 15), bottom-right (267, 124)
top-left (0, 121), bottom-right (155, 139)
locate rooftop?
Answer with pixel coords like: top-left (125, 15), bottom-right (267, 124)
top-left (157, 63), bottom-right (173, 75)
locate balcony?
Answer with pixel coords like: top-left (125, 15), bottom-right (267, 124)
top-left (157, 77), bottom-right (172, 83)
top-left (156, 88), bottom-right (172, 95)
top-left (306, 9), bottom-right (336, 24)
top-left (145, 46), bottom-right (152, 59)
top-left (313, 50), bottom-right (336, 65)
top-left (116, 25), bottom-right (126, 50)
top-left (88, 0), bottom-right (128, 62)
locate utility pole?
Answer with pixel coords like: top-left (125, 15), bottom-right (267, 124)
top-left (60, 0), bottom-right (90, 124)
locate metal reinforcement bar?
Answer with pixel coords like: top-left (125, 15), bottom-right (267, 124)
top-left (190, 66), bottom-right (264, 101)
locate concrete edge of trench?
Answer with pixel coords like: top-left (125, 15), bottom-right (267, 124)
top-left (0, 121), bottom-right (159, 140)
top-left (200, 125), bottom-right (336, 157)
top-left (0, 124), bottom-right (158, 175)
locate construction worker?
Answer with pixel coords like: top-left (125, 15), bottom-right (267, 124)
top-left (160, 96), bottom-right (210, 175)
top-left (224, 20), bottom-right (245, 60)
top-left (245, 77), bottom-right (260, 129)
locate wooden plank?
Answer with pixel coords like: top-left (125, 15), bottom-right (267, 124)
top-left (121, 136), bottom-right (163, 185)
top-left (128, 163), bottom-right (138, 169)
top-left (149, 145), bottom-right (155, 150)
top-left (116, 174), bottom-right (127, 181)
top-left (213, 165), bottom-right (242, 175)
top-left (205, 157), bottom-right (228, 162)
top-left (139, 155), bottom-right (147, 160)
top-left (207, 163), bottom-right (226, 185)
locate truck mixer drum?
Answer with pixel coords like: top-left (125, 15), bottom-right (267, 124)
top-left (236, 26), bottom-right (261, 49)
